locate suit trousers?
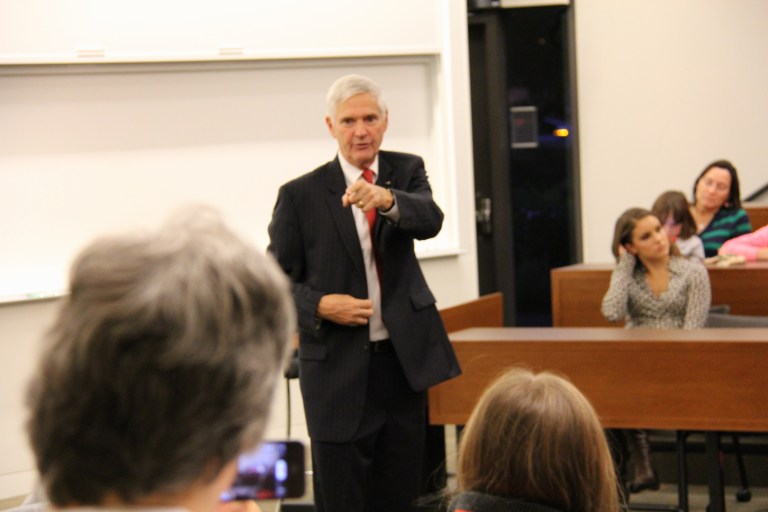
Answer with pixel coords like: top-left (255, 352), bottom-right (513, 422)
top-left (311, 348), bottom-right (427, 512)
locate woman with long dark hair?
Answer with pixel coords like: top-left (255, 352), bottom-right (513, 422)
top-left (690, 159), bottom-right (751, 257)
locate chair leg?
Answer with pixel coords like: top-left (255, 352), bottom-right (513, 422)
top-left (706, 432), bottom-right (726, 512)
top-left (731, 434), bottom-right (752, 503)
top-left (676, 431), bottom-right (689, 512)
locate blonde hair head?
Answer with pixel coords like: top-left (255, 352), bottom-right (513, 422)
top-left (456, 367), bottom-right (620, 512)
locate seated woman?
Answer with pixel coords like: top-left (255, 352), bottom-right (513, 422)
top-left (601, 208), bottom-right (711, 495)
top-left (447, 367), bottom-right (620, 512)
top-left (689, 159), bottom-right (751, 257)
top-left (651, 190), bottom-right (704, 262)
top-left (602, 208), bottom-right (711, 329)
top-left (719, 224), bottom-right (768, 261)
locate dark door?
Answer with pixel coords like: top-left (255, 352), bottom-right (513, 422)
top-left (468, 5), bottom-right (581, 326)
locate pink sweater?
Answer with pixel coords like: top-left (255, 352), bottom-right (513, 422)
top-left (719, 225), bottom-right (768, 261)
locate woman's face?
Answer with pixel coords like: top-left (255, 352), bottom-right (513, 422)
top-left (626, 215), bottom-right (669, 261)
top-left (695, 166), bottom-right (732, 211)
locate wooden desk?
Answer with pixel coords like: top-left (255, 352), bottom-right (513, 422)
top-left (551, 261), bottom-right (768, 327)
top-left (429, 327), bottom-right (768, 430)
top-left (744, 202), bottom-right (768, 230)
top-left (440, 292), bottom-right (503, 333)
top-left (428, 327), bottom-right (768, 512)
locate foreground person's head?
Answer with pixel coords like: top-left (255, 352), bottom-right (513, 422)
top-left (456, 367), bottom-right (620, 512)
top-left (26, 206), bottom-right (295, 512)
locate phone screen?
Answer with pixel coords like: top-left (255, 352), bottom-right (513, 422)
top-left (220, 441), bottom-right (305, 501)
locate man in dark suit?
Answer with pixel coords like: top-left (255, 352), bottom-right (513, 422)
top-left (268, 74), bottom-right (461, 512)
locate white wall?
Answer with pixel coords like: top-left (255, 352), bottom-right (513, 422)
top-left (0, 0), bottom-right (478, 500)
top-left (0, 301), bottom-right (58, 499)
top-left (575, 0), bottom-right (768, 262)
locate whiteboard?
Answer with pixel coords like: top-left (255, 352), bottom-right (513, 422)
top-left (0, 0), bottom-right (440, 64)
top-left (0, 56), bottom-right (457, 300)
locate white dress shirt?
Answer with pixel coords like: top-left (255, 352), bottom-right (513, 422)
top-left (338, 153), bottom-right (396, 342)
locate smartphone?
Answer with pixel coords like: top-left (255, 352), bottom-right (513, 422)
top-left (221, 440), bottom-right (305, 501)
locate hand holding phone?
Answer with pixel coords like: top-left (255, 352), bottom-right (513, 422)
top-left (221, 441), bottom-right (305, 501)
top-left (216, 499), bottom-right (262, 512)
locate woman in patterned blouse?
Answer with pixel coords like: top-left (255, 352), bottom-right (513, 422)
top-left (601, 208), bottom-right (712, 497)
top-left (689, 160), bottom-right (752, 257)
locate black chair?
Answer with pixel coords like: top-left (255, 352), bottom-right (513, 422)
top-left (282, 350), bottom-right (316, 511)
top-left (283, 348), bottom-right (300, 436)
top-left (705, 311), bottom-right (768, 328)
top-left (284, 348), bottom-right (300, 380)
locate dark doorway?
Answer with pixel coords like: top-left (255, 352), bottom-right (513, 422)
top-left (469, 4), bottom-right (581, 326)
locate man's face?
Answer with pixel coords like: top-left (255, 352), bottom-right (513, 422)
top-left (326, 92), bottom-right (388, 169)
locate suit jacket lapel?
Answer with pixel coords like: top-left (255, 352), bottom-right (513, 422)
top-left (377, 153), bottom-right (395, 189)
top-left (325, 159), bottom-right (366, 280)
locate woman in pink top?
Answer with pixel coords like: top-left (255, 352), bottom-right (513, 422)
top-left (719, 225), bottom-right (768, 261)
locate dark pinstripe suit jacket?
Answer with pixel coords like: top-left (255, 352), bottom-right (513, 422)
top-left (267, 150), bottom-right (461, 443)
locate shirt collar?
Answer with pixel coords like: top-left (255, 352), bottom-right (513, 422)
top-left (338, 152), bottom-right (379, 187)
top-left (640, 257), bottom-right (686, 276)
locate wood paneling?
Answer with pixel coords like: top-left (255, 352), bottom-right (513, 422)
top-left (745, 202), bottom-right (768, 230)
top-left (551, 262), bottom-right (768, 327)
top-left (439, 292), bottom-right (503, 333)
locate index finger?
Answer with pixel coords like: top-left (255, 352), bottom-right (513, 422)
top-left (355, 299), bottom-right (374, 308)
top-left (345, 180), bottom-right (369, 195)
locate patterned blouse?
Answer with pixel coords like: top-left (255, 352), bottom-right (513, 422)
top-left (601, 253), bottom-right (711, 329)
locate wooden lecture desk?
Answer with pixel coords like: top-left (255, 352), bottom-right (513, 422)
top-left (745, 202), bottom-right (768, 231)
top-left (428, 327), bottom-right (768, 512)
top-left (551, 261), bottom-right (768, 327)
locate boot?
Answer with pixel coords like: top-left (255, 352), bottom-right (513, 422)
top-left (606, 429), bottom-right (631, 503)
top-left (623, 429), bottom-right (660, 493)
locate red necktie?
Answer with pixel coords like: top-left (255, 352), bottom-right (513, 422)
top-left (362, 169), bottom-right (377, 234)
top-left (362, 168), bottom-right (381, 280)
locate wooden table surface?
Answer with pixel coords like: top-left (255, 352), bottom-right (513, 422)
top-left (429, 327), bottom-right (768, 431)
